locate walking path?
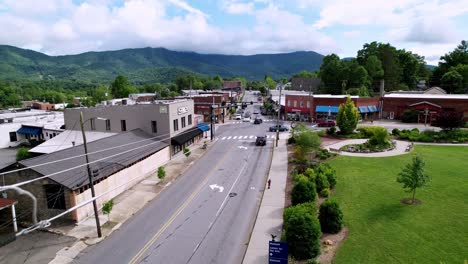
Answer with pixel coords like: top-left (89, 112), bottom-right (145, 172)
top-left (243, 139), bottom-right (287, 264)
top-left (325, 139), bottom-right (410, 157)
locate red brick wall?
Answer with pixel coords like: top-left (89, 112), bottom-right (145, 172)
top-left (382, 97), bottom-right (468, 120)
top-left (285, 95), bottom-right (313, 113)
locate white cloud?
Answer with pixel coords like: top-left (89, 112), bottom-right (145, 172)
top-left (342, 30), bottom-right (362, 38)
top-left (400, 18), bottom-right (460, 44)
top-left (0, 0), bottom-right (337, 56)
top-left (221, 1), bottom-right (255, 14)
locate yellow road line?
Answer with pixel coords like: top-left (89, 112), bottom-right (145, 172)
top-left (129, 143), bottom-right (236, 264)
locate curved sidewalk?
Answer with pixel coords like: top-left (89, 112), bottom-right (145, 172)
top-left (325, 139), bottom-right (410, 157)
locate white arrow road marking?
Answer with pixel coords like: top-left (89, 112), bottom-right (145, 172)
top-left (209, 184), bottom-right (224, 192)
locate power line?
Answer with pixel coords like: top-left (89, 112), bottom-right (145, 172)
top-left (0, 130), bottom-right (173, 177)
top-left (15, 142), bottom-right (207, 237)
top-left (0, 133), bottom-right (173, 190)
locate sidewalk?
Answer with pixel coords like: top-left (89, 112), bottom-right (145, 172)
top-left (47, 141), bottom-right (209, 264)
top-left (243, 139), bottom-right (288, 264)
top-left (325, 139), bottom-right (410, 157)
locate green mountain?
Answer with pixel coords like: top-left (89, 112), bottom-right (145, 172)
top-left (0, 45), bottom-right (324, 83)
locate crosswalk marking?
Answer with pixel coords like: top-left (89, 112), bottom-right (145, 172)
top-left (249, 136), bottom-right (254, 139)
top-left (227, 136), bottom-right (232, 139)
top-left (222, 136), bottom-right (226, 140)
top-left (233, 136), bottom-right (238, 139)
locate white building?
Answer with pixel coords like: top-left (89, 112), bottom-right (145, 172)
top-left (0, 110), bottom-right (64, 149)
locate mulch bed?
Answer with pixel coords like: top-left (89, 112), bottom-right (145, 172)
top-left (400, 198), bottom-right (422, 205)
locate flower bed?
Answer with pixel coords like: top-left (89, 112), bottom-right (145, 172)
top-left (339, 140), bottom-right (396, 153)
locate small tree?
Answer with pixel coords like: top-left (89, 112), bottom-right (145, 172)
top-left (183, 147), bottom-right (191, 157)
top-left (294, 129), bottom-right (322, 162)
top-left (315, 173), bottom-right (330, 193)
top-left (157, 166), bottom-right (166, 180)
top-left (292, 179), bottom-right (317, 205)
top-left (102, 200), bottom-right (114, 221)
top-left (16, 147), bottom-right (31, 161)
top-left (283, 203), bottom-right (321, 260)
top-left (336, 96), bottom-right (359, 134)
top-left (317, 164), bottom-right (337, 189)
top-left (319, 199), bottom-right (344, 233)
top-left (436, 110), bottom-right (464, 130)
top-left (397, 155), bottom-right (430, 204)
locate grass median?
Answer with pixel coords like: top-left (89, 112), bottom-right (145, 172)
top-left (328, 145), bottom-right (468, 264)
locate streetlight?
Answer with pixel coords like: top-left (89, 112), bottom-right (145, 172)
top-left (79, 113), bottom-right (107, 238)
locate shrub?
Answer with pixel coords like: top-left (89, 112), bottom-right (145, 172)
top-left (293, 173), bottom-right (308, 184)
top-left (287, 136), bottom-right (296, 144)
top-left (401, 109), bottom-right (419, 123)
top-left (368, 127), bottom-right (390, 147)
top-left (183, 147), bottom-right (191, 157)
top-left (319, 199), bottom-right (344, 234)
top-left (315, 173), bottom-right (330, 193)
top-left (304, 168), bottom-right (316, 180)
top-left (283, 203), bottom-right (321, 260)
top-left (392, 128), bottom-right (400, 136)
top-left (316, 148), bottom-right (335, 160)
top-left (320, 188), bottom-right (330, 198)
top-left (102, 200), bottom-right (114, 221)
top-left (307, 259), bottom-right (319, 264)
top-left (157, 166), bottom-right (166, 179)
top-left (326, 126), bottom-right (336, 135)
top-left (316, 164), bottom-right (337, 189)
top-left (292, 178), bottom-right (317, 205)
top-left (16, 147), bottom-right (31, 161)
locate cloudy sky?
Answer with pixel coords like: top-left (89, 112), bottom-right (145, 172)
top-left (0, 0), bottom-right (467, 65)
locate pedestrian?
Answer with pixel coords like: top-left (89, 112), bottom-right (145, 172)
top-left (267, 179), bottom-right (271, 189)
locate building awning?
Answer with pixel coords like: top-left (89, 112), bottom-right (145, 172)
top-left (197, 122), bottom-right (210, 132)
top-left (171, 128), bottom-right (203, 145)
top-left (315, 105), bottom-right (339, 113)
top-left (367, 106), bottom-right (378, 112)
top-left (0, 198), bottom-right (17, 210)
top-left (358, 106), bottom-right (369, 113)
top-left (17, 126), bottom-right (42, 135)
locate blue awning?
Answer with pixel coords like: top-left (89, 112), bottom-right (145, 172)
top-left (197, 122), bottom-right (210, 132)
top-left (358, 106), bottom-right (369, 113)
top-left (315, 105), bottom-right (339, 113)
top-left (367, 106), bottom-right (378, 112)
top-left (17, 126), bottom-right (42, 135)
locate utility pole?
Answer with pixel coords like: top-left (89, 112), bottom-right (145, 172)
top-left (79, 112), bottom-right (102, 238)
top-left (276, 84), bottom-right (283, 147)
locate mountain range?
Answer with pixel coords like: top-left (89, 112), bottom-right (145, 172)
top-left (0, 45), bottom-right (325, 84)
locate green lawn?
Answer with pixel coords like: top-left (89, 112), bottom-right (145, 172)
top-left (328, 146), bottom-right (468, 264)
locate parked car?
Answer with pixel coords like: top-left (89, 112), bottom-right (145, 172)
top-left (235, 114), bottom-right (242, 120)
top-left (255, 135), bottom-right (266, 146)
top-left (243, 116), bottom-right (251, 122)
top-left (254, 118), bottom-right (263, 124)
top-left (317, 119), bottom-right (336, 127)
top-left (253, 110), bottom-right (259, 115)
top-left (269, 125), bottom-right (288, 132)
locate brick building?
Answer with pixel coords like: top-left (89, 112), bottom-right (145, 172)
top-left (382, 93), bottom-right (468, 123)
top-left (285, 94), bottom-right (380, 121)
top-left (192, 94), bottom-right (229, 123)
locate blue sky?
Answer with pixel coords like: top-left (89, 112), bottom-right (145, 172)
top-left (0, 0), bottom-right (467, 65)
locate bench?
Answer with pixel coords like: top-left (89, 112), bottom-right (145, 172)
top-left (405, 143), bottom-right (414, 152)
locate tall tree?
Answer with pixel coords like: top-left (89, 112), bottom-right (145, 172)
top-left (441, 70), bottom-right (463, 93)
top-left (379, 44), bottom-right (401, 91)
top-left (110, 75), bottom-right (134, 98)
top-left (397, 155), bottom-right (430, 204)
top-left (319, 54), bottom-right (345, 94)
top-left (364, 55), bottom-right (384, 85)
top-left (336, 96), bottom-right (359, 134)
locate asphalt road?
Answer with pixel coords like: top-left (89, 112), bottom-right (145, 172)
top-left (77, 99), bottom-right (276, 264)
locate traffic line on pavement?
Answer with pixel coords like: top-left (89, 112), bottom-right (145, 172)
top-left (128, 143), bottom-right (236, 264)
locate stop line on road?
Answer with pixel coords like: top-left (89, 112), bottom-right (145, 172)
top-left (215, 135), bottom-right (277, 141)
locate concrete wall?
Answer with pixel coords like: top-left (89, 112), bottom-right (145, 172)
top-left (72, 146), bottom-right (170, 222)
top-left (0, 123), bottom-right (27, 148)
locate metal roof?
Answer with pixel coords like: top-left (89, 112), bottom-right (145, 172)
top-left (19, 129), bottom-right (168, 190)
top-left (384, 93), bottom-right (468, 99)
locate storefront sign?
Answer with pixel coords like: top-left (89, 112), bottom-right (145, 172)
top-left (178, 106), bottom-right (188, 115)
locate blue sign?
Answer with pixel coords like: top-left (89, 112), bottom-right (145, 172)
top-left (269, 241), bottom-right (288, 264)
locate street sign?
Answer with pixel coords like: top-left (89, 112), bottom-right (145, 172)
top-left (269, 241), bottom-right (288, 264)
